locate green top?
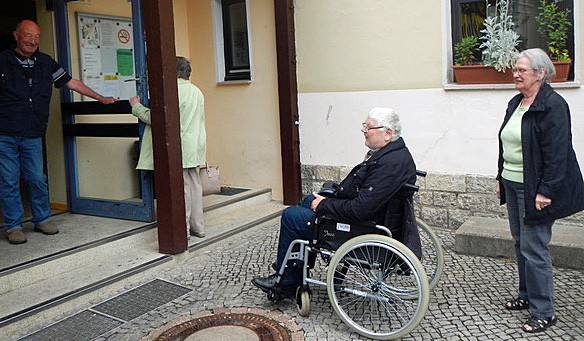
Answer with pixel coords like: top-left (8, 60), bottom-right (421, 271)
top-left (501, 104), bottom-right (530, 183)
top-left (132, 78), bottom-right (206, 170)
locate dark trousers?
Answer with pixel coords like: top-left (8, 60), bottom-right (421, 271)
top-left (503, 178), bottom-right (555, 318)
top-left (275, 195), bottom-right (315, 285)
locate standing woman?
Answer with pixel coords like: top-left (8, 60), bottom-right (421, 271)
top-left (497, 48), bottom-right (584, 333)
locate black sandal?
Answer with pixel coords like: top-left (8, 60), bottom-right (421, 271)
top-left (522, 315), bottom-right (557, 333)
top-left (504, 297), bottom-right (529, 310)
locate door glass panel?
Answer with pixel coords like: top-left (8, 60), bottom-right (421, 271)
top-left (76, 136), bottom-right (140, 200)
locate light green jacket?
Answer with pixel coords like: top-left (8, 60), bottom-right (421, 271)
top-left (132, 78), bottom-right (206, 170)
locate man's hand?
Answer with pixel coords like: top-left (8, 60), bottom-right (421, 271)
top-left (129, 96), bottom-right (141, 107)
top-left (99, 96), bottom-right (116, 105)
top-left (311, 192), bottom-right (326, 212)
top-left (535, 193), bottom-right (552, 211)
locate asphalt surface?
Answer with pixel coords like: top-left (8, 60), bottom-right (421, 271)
top-left (27, 218), bottom-right (584, 340)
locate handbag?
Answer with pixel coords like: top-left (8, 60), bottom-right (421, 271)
top-left (199, 165), bottom-right (221, 195)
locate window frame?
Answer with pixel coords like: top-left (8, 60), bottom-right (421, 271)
top-left (448, 0), bottom-right (578, 86)
top-left (212, 0), bottom-right (254, 84)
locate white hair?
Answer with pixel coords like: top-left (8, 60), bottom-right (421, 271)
top-left (367, 107), bottom-right (401, 141)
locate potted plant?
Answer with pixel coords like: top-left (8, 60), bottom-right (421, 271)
top-left (452, 0), bottom-right (520, 84)
top-left (452, 36), bottom-right (485, 84)
top-left (535, 0), bottom-right (572, 82)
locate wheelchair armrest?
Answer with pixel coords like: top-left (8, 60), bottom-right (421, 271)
top-left (317, 214), bottom-right (376, 229)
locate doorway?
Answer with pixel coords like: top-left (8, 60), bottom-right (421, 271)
top-left (0, 2), bottom-right (43, 226)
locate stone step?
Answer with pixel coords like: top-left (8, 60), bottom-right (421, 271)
top-left (0, 188), bottom-right (285, 339)
top-left (455, 216), bottom-right (584, 270)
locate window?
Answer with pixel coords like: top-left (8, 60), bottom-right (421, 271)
top-left (451, 0), bottom-right (575, 81)
top-left (212, 0), bottom-right (253, 83)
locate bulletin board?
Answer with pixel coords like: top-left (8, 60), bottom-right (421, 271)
top-left (76, 12), bottom-right (137, 101)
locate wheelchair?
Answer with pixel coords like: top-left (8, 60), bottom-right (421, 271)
top-left (269, 171), bottom-right (443, 340)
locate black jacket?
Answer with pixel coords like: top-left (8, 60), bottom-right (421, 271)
top-left (316, 137), bottom-right (417, 241)
top-left (497, 83), bottom-right (584, 224)
top-left (0, 49), bottom-right (70, 137)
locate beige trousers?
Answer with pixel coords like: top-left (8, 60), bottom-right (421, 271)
top-left (183, 167), bottom-right (204, 234)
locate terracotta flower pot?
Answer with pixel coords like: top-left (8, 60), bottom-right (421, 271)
top-left (452, 65), bottom-right (513, 84)
top-left (551, 61), bottom-right (571, 82)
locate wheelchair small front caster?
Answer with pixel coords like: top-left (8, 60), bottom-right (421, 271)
top-left (296, 286), bottom-right (310, 317)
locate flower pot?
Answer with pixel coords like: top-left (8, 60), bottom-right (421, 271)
top-left (452, 64), bottom-right (513, 84)
top-left (551, 61), bottom-right (570, 82)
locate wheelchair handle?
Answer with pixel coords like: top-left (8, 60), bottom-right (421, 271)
top-left (403, 183), bottom-right (419, 192)
top-left (416, 170), bottom-right (427, 177)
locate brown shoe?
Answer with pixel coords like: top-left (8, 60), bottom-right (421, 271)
top-left (189, 229), bottom-right (205, 238)
top-left (34, 221), bottom-right (59, 235)
top-left (6, 228), bottom-right (27, 244)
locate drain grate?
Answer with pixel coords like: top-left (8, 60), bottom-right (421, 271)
top-left (18, 310), bottom-right (122, 341)
top-left (218, 187), bottom-right (250, 196)
top-left (92, 279), bottom-right (191, 321)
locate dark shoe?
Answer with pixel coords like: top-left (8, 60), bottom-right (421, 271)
top-left (251, 274), bottom-right (299, 301)
top-left (522, 315), bottom-right (557, 333)
top-left (189, 229), bottom-right (205, 238)
top-left (34, 221), bottom-right (59, 235)
top-left (505, 297), bottom-right (529, 311)
top-left (6, 228), bottom-right (27, 244)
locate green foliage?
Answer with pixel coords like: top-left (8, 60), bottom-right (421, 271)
top-left (454, 36), bottom-right (480, 66)
top-left (479, 0), bottom-right (520, 72)
top-left (535, 0), bottom-right (572, 61)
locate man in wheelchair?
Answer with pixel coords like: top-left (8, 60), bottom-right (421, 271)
top-left (252, 107), bottom-right (418, 301)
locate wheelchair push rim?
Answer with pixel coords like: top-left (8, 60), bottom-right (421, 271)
top-left (326, 234), bottom-right (430, 340)
top-left (417, 218), bottom-right (444, 291)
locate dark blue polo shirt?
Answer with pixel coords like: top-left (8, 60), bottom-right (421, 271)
top-left (0, 49), bottom-right (72, 137)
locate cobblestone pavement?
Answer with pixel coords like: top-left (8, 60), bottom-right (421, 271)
top-left (62, 219), bottom-right (584, 340)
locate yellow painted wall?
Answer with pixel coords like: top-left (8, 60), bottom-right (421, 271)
top-left (294, 0), bottom-right (443, 93)
top-left (184, 0), bottom-right (283, 200)
top-left (173, 0), bottom-right (191, 59)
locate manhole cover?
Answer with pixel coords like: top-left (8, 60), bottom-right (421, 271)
top-left (154, 313), bottom-right (290, 341)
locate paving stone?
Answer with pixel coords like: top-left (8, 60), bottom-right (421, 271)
top-left (16, 218), bottom-right (584, 341)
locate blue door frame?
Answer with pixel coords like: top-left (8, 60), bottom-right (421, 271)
top-left (54, 0), bottom-right (154, 221)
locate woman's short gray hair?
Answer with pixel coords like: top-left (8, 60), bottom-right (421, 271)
top-left (517, 48), bottom-right (556, 83)
top-left (367, 107), bottom-right (401, 141)
top-left (176, 56), bottom-right (191, 80)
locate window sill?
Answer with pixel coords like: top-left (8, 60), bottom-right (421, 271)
top-left (217, 79), bottom-right (252, 86)
top-left (444, 81), bottom-right (581, 91)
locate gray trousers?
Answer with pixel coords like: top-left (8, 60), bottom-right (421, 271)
top-left (502, 178), bottom-right (555, 319)
top-left (183, 167), bottom-right (204, 235)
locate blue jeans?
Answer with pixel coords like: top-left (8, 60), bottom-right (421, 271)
top-left (0, 136), bottom-right (50, 230)
top-left (275, 195), bottom-right (316, 285)
top-left (502, 178), bottom-right (555, 319)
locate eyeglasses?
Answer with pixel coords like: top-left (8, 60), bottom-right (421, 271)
top-left (512, 68), bottom-right (536, 75)
top-left (361, 122), bottom-right (386, 131)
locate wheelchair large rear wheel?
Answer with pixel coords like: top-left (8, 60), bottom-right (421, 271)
top-left (417, 218), bottom-right (444, 290)
top-left (326, 234), bottom-right (429, 340)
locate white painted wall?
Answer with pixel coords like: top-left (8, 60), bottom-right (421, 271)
top-left (299, 87), bottom-right (584, 177)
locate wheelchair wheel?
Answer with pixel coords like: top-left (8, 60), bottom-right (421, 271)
top-left (417, 218), bottom-right (444, 290)
top-left (326, 235), bottom-right (429, 340)
top-left (296, 286), bottom-right (310, 317)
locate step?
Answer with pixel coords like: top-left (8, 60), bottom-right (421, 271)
top-left (455, 216), bottom-right (584, 270)
top-left (0, 188), bottom-right (285, 339)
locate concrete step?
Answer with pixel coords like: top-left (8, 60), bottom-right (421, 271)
top-left (455, 216), bottom-right (584, 270)
top-left (0, 188), bottom-right (285, 339)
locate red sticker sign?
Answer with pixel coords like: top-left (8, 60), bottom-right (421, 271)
top-left (117, 29), bottom-right (130, 44)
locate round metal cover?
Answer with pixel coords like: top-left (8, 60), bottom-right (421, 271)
top-left (154, 313), bottom-right (291, 341)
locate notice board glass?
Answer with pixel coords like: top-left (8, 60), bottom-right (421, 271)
top-left (77, 12), bottom-right (137, 101)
